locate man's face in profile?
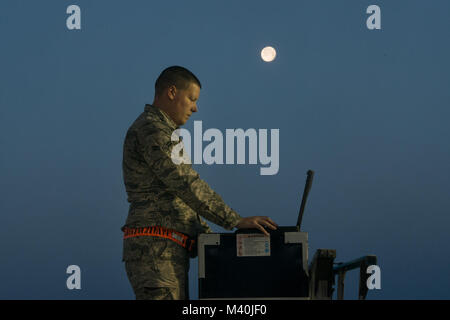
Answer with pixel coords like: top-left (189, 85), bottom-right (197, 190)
top-left (170, 82), bottom-right (200, 126)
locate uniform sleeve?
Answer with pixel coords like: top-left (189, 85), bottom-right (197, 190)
top-left (138, 124), bottom-right (242, 231)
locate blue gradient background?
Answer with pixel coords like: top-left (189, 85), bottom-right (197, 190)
top-left (1, 0), bottom-right (449, 299)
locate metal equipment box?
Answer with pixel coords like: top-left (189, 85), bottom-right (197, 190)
top-left (198, 170), bottom-right (315, 299)
top-left (198, 227), bottom-right (309, 299)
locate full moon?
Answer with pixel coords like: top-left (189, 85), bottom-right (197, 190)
top-left (261, 46), bottom-right (277, 62)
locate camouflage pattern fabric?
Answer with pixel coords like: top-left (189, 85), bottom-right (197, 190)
top-left (133, 287), bottom-right (184, 300)
top-left (121, 104), bottom-right (242, 296)
top-left (124, 238), bottom-right (189, 300)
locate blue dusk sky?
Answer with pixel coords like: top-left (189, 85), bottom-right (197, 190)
top-left (0, 0), bottom-right (449, 299)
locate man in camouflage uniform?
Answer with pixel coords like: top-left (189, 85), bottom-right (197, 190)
top-left (121, 66), bottom-right (278, 300)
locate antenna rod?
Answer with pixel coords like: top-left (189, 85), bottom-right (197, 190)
top-left (296, 170), bottom-right (314, 231)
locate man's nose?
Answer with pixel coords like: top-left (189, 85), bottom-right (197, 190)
top-left (192, 104), bottom-right (198, 112)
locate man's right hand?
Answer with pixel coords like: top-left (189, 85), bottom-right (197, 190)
top-left (235, 216), bottom-right (278, 236)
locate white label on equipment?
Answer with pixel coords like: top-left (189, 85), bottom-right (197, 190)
top-left (236, 234), bottom-right (270, 257)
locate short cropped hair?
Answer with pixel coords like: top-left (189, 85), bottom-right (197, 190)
top-left (154, 66), bottom-right (202, 97)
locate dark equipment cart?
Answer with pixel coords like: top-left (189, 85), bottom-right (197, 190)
top-left (198, 170), bottom-right (378, 300)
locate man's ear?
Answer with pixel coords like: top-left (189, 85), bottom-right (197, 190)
top-left (167, 85), bottom-right (177, 100)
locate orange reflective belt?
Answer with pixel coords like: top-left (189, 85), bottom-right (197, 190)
top-left (122, 226), bottom-right (195, 252)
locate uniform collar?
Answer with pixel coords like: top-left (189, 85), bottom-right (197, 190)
top-left (144, 104), bottom-right (179, 130)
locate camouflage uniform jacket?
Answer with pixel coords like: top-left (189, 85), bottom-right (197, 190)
top-left (121, 104), bottom-right (242, 261)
